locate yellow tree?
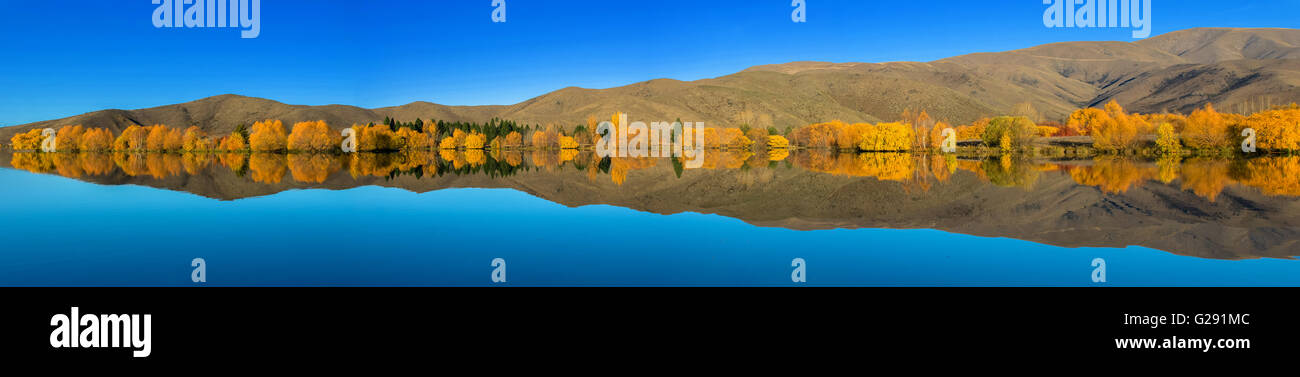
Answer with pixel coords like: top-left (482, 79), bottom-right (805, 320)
top-left (767, 135), bottom-right (790, 149)
top-left (80, 128), bottom-right (114, 151)
top-left (249, 120), bottom-right (288, 152)
top-left (56, 125), bottom-right (86, 151)
top-left (465, 132), bottom-right (486, 149)
top-left (394, 128), bottom-right (429, 151)
top-left (164, 127), bottom-right (185, 151)
top-left (145, 125), bottom-right (169, 151)
top-left (10, 129), bottom-right (43, 150)
top-left (288, 121), bottom-right (337, 152)
top-left (182, 126), bottom-right (210, 152)
top-left (219, 132), bottom-right (247, 151)
top-left (439, 136), bottom-right (457, 150)
top-left (1155, 122), bottom-right (1182, 155)
top-left (1183, 103), bottom-right (1231, 150)
top-left (1066, 108), bottom-right (1107, 136)
top-left (1091, 101), bottom-right (1139, 150)
top-left (115, 125), bottom-right (149, 151)
top-left (504, 131), bottom-right (523, 148)
top-left (559, 136), bottom-right (579, 149)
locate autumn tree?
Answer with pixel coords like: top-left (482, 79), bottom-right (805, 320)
top-left (9, 129), bottom-right (43, 151)
top-left (164, 127), bottom-right (184, 151)
top-left (393, 127), bottom-right (429, 151)
top-left (452, 129), bottom-right (467, 149)
top-left (859, 122), bottom-right (914, 152)
top-left (352, 124), bottom-right (397, 152)
top-left (249, 120), bottom-right (288, 152)
top-left (503, 131), bottom-right (523, 149)
top-left (465, 132), bottom-right (486, 150)
top-left (1065, 108), bottom-right (1106, 136)
top-left (182, 126), bottom-right (211, 152)
top-left (1155, 122), bottom-right (1182, 155)
top-left (559, 136), bottom-right (579, 149)
top-left (439, 136), bottom-right (457, 150)
top-left (1089, 101), bottom-right (1141, 151)
top-left (288, 121), bottom-right (337, 152)
top-left (957, 118), bottom-right (990, 141)
top-left (1182, 103), bottom-right (1232, 150)
top-left (80, 128), bottom-right (114, 151)
top-left (1241, 105), bottom-right (1300, 151)
top-left (767, 135), bottom-right (790, 149)
top-left (219, 132), bottom-right (248, 151)
top-left (56, 125), bottom-right (85, 151)
top-left (144, 125), bottom-right (169, 151)
top-left (981, 116), bottom-right (1037, 151)
top-left (746, 127), bottom-right (769, 149)
top-left (114, 125), bottom-right (149, 151)
top-left (901, 108), bottom-right (936, 149)
top-left (720, 128), bottom-right (753, 150)
top-left (928, 121), bottom-right (950, 149)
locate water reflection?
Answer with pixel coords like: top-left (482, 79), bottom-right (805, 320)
top-left (12, 150), bottom-right (1300, 201)
top-left (10, 150), bottom-right (1300, 260)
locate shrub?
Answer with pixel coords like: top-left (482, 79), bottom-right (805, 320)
top-left (981, 116), bottom-right (1037, 150)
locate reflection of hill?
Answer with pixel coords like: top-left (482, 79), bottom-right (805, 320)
top-left (4, 149), bottom-right (1300, 261)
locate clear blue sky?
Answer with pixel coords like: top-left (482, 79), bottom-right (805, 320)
top-left (1, 0), bottom-right (1296, 126)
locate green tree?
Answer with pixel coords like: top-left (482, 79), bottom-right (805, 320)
top-left (981, 116), bottom-right (1037, 151)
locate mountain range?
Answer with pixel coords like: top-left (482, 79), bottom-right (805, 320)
top-left (4, 27), bottom-right (1300, 141)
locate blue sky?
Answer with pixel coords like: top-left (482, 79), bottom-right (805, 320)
top-left (1, 0), bottom-right (1296, 126)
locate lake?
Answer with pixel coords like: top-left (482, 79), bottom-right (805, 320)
top-left (2, 149), bottom-right (1298, 286)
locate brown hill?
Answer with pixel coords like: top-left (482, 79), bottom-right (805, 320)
top-left (5, 27), bottom-right (1300, 141)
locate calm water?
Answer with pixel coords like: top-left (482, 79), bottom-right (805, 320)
top-left (1, 150), bottom-right (1299, 286)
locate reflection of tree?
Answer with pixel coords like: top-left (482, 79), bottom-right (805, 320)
top-left (608, 158), bottom-right (658, 185)
top-left (767, 148), bottom-right (790, 162)
top-left (219, 153), bottom-right (248, 175)
top-left (289, 154), bottom-right (342, 183)
top-left (52, 154), bottom-right (84, 178)
top-left (19, 149), bottom-right (1300, 205)
top-left (1068, 157), bottom-right (1150, 194)
top-left (79, 153), bottom-right (114, 176)
top-left (182, 153), bottom-right (214, 175)
top-left (503, 151), bottom-right (523, 167)
top-left (1179, 159), bottom-right (1231, 202)
top-left (249, 153), bottom-right (287, 184)
top-left (529, 150), bottom-right (559, 171)
top-left (1240, 157), bottom-right (1300, 197)
top-left (114, 153), bottom-right (149, 177)
top-left (982, 155), bottom-right (1040, 189)
top-left (792, 151), bottom-right (917, 182)
top-left (929, 155), bottom-right (955, 183)
top-left (559, 149), bottom-right (579, 163)
top-left (1155, 156), bottom-right (1181, 184)
top-left (146, 154), bottom-right (182, 179)
top-left (11, 153), bottom-right (54, 174)
top-left (349, 153), bottom-right (400, 178)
